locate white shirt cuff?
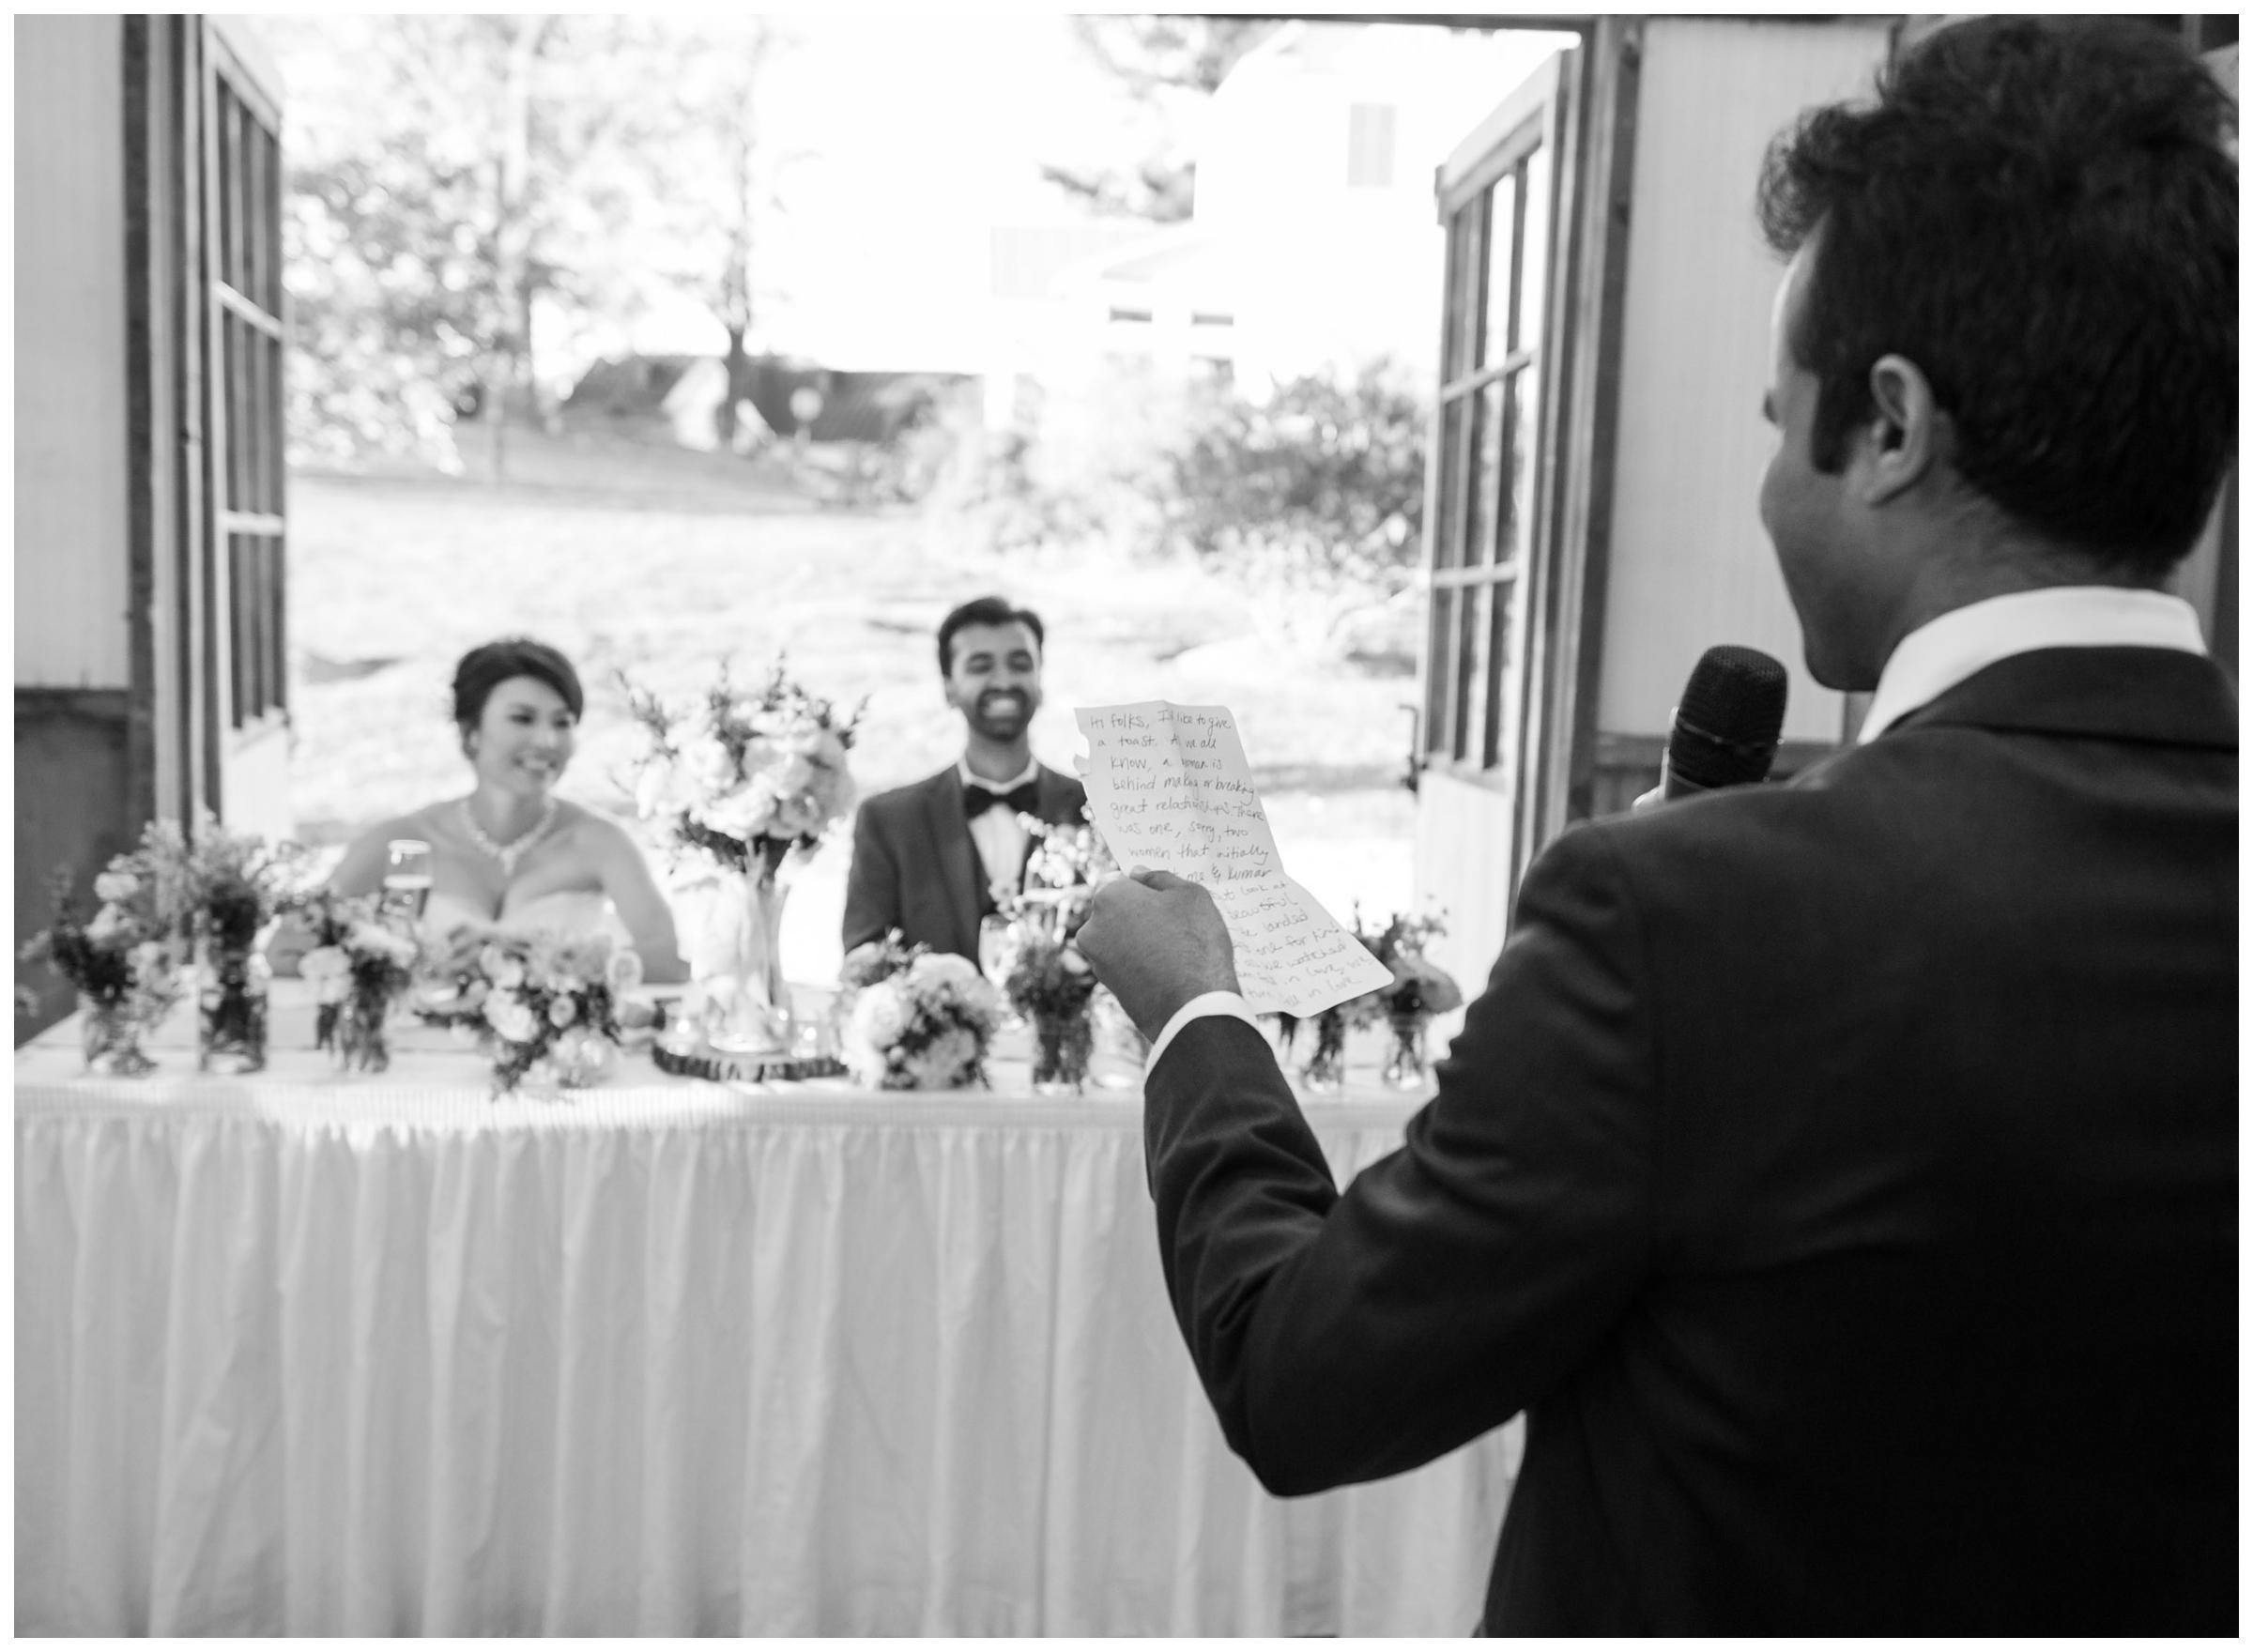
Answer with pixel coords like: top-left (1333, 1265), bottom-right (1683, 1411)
top-left (1143, 990), bottom-right (1261, 1079)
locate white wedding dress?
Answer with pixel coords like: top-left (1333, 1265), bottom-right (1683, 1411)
top-left (422, 889), bottom-right (629, 947)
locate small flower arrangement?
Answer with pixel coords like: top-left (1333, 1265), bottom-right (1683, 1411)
top-left (176, 813), bottom-right (303, 953)
top-left (1004, 928), bottom-right (1100, 1092)
top-left (1003, 929), bottom-right (1098, 1022)
top-left (1345, 908), bottom-right (1464, 1023)
top-left (291, 890), bottom-right (421, 1072)
top-left (1341, 908), bottom-right (1464, 1092)
top-left (837, 935), bottom-right (1004, 1091)
top-left (621, 657), bottom-right (864, 882)
top-left (418, 927), bottom-right (642, 1095)
top-left (17, 832), bottom-right (192, 1071)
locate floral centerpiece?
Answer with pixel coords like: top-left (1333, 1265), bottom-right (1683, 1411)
top-left (177, 815), bottom-right (303, 1074)
top-left (16, 832), bottom-right (192, 1075)
top-left (1271, 910), bottom-right (1462, 1094)
top-left (1347, 908), bottom-right (1464, 1090)
top-left (836, 931), bottom-right (1004, 1091)
top-left (1004, 931), bottom-right (1100, 1093)
top-left (998, 810), bottom-right (1117, 1088)
top-left (621, 658), bottom-right (862, 1056)
top-left (291, 889), bottom-right (421, 1073)
top-left (418, 926), bottom-right (640, 1096)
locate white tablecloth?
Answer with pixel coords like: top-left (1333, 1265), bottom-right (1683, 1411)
top-left (16, 987), bottom-right (1516, 1635)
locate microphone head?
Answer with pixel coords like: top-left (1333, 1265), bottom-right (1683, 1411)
top-left (1670, 645), bottom-right (1788, 791)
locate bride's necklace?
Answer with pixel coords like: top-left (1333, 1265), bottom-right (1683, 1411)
top-left (459, 796), bottom-right (558, 877)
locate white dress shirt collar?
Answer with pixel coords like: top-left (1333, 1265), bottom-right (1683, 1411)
top-left (1859, 586), bottom-right (2206, 744)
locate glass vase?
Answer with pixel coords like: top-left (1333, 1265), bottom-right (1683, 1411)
top-left (80, 992), bottom-right (156, 1078)
top-left (198, 944), bottom-right (269, 1075)
top-left (1298, 1006), bottom-right (1349, 1095)
top-left (330, 987), bottom-right (393, 1075)
top-left (1031, 1001), bottom-right (1096, 1094)
top-left (698, 866), bottom-right (791, 1056)
top-left (1382, 1009), bottom-right (1431, 1091)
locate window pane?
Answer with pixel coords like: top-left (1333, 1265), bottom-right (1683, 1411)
top-left (1432, 397), bottom-right (1464, 570)
top-left (1503, 363), bottom-right (1541, 566)
top-left (1455, 581), bottom-right (1488, 764)
top-left (1466, 378), bottom-right (1507, 567)
top-left (1516, 141), bottom-right (1553, 356)
top-left (1456, 198), bottom-right (1492, 381)
top-left (1425, 588), bottom-right (1457, 757)
top-left (1482, 574), bottom-right (1521, 773)
top-left (1480, 171), bottom-right (1518, 369)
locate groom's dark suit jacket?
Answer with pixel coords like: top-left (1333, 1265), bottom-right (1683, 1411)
top-left (842, 762), bottom-right (1088, 961)
top-left (1144, 647), bottom-right (2236, 1634)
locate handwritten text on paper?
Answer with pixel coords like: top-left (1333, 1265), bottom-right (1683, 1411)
top-left (1074, 701), bottom-right (1394, 1017)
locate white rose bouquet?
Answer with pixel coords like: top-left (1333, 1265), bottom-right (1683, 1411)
top-left (837, 934), bottom-right (1004, 1091)
top-left (620, 658), bottom-right (864, 885)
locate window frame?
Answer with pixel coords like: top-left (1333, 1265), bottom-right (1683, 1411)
top-left (1418, 55), bottom-right (1568, 800)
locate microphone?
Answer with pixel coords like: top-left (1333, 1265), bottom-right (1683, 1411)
top-left (1663, 646), bottom-right (1788, 800)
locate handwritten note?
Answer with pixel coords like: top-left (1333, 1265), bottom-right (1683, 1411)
top-left (1074, 701), bottom-right (1394, 1017)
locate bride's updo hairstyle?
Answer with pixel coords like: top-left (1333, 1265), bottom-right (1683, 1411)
top-left (452, 637), bottom-right (584, 755)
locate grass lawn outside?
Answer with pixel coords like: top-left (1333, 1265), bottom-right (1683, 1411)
top-left (287, 430), bottom-right (1419, 985)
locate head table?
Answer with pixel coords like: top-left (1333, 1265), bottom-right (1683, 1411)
top-left (15, 982), bottom-right (1518, 1636)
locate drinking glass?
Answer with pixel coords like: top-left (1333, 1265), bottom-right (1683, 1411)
top-left (382, 838), bottom-right (433, 926)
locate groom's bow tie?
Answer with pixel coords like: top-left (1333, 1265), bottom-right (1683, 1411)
top-left (965, 779), bottom-right (1041, 819)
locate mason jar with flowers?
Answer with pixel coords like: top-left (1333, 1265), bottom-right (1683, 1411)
top-left (1004, 929), bottom-right (1100, 1094)
top-left (177, 815), bottom-right (301, 1075)
top-left (291, 889), bottom-right (421, 1073)
top-left (16, 838), bottom-right (190, 1076)
top-left (1348, 908), bottom-right (1465, 1092)
top-left (622, 660), bottom-right (861, 1056)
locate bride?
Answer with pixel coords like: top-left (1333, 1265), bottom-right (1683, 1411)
top-left (327, 637), bottom-right (690, 983)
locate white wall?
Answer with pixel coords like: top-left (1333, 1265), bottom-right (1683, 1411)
top-left (1596, 18), bottom-right (1894, 743)
top-left (15, 14), bottom-right (131, 691)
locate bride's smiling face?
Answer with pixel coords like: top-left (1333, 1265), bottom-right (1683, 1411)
top-left (466, 674), bottom-right (577, 797)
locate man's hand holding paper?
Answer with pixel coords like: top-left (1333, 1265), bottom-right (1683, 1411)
top-left (1070, 701), bottom-right (1392, 1041)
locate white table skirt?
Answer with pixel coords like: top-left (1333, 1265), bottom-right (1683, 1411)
top-left (16, 990), bottom-right (1516, 1635)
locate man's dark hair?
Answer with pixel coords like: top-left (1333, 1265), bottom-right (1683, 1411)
top-left (451, 636), bottom-right (584, 732)
top-left (1757, 17), bottom-right (2237, 571)
top-left (936, 595), bottom-right (1046, 674)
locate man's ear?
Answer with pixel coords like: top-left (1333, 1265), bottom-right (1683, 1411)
top-left (1851, 353), bottom-right (1946, 507)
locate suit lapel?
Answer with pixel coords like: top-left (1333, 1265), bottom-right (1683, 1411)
top-left (1023, 765), bottom-right (1088, 879)
top-left (921, 769), bottom-right (985, 957)
top-left (1033, 764), bottom-right (1085, 826)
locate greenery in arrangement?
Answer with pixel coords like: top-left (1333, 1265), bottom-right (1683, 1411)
top-left (180, 815), bottom-right (306, 955)
top-left (1345, 908), bottom-right (1464, 1024)
top-left (1003, 930), bottom-right (1098, 1024)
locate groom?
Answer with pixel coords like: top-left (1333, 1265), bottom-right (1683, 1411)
top-left (842, 595), bottom-right (1088, 961)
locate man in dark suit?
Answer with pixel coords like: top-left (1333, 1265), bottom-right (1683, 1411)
top-left (1078, 19), bottom-right (2236, 1635)
top-left (843, 595), bottom-right (1088, 961)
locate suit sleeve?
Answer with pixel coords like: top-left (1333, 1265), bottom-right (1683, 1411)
top-left (840, 803), bottom-right (899, 955)
top-left (1143, 821), bottom-right (1657, 1494)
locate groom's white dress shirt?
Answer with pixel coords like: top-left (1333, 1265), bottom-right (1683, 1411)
top-left (959, 754), bottom-right (1041, 905)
